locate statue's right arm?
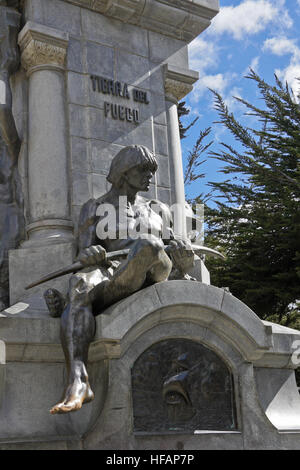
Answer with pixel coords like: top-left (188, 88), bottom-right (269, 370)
top-left (76, 199), bottom-right (107, 267)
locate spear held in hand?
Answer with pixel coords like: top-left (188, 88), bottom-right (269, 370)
top-left (25, 244), bottom-right (225, 290)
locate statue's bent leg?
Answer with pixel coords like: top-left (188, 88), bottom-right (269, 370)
top-left (91, 238), bottom-right (172, 309)
top-left (50, 269), bottom-right (106, 414)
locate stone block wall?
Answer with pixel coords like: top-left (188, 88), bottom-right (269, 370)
top-left (16, 0), bottom-right (200, 231)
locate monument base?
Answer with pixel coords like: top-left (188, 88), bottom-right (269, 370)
top-left (0, 281), bottom-right (300, 450)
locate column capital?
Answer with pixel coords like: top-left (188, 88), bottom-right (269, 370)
top-left (18, 22), bottom-right (69, 74)
top-left (164, 64), bottom-right (199, 104)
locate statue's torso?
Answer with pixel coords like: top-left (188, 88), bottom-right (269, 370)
top-left (96, 195), bottom-right (166, 252)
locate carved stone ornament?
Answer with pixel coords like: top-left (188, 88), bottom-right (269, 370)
top-left (164, 65), bottom-right (199, 103)
top-left (164, 78), bottom-right (193, 103)
top-left (62, 0), bottom-right (219, 42)
top-left (18, 22), bottom-right (69, 73)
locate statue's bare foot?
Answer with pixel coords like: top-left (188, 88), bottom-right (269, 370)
top-left (50, 379), bottom-right (94, 414)
top-left (44, 288), bottom-right (66, 318)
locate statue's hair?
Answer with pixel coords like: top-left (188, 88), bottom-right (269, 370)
top-left (107, 145), bottom-right (158, 188)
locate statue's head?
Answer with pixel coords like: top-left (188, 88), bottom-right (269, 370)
top-left (107, 145), bottom-right (158, 189)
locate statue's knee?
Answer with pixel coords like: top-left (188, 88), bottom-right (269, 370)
top-left (137, 237), bottom-right (164, 256)
top-left (68, 274), bottom-right (90, 304)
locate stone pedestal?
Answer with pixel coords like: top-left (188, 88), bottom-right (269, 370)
top-left (0, 281), bottom-right (300, 450)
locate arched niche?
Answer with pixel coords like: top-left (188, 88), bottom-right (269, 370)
top-left (131, 338), bottom-right (237, 433)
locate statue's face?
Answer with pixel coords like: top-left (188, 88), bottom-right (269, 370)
top-left (123, 164), bottom-right (154, 191)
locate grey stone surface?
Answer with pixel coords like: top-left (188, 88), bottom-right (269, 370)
top-left (221, 290), bottom-right (269, 350)
top-left (81, 8), bottom-right (149, 56)
top-left (63, 0), bottom-right (219, 43)
top-left (0, 281), bottom-right (300, 448)
top-left (150, 94), bottom-right (167, 126)
top-left (91, 173), bottom-right (109, 199)
top-left (70, 136), bottom-right (90, 171)
top-left (157, 187), bottom-right (171, 205)
top-left (23, 0), bottom-right (44, 24)
top-left (255, 368), bottom-right (300, 431)
top-left (34, 0), bottom-right (82, 37)
top-left (8, 242), bottom-right (75, 304)
top-left (156, 155), bottom-right (170, 188)
top-left (86, 41), bottom-right (114, 77)
top-left (116, 50), bottom-right (151, 90)
top-left (149, 33), bottom-right (187, 64)
top-left (67, 38), bottom-right (84, 73)
top-left (154, 124), bottom-right (169, 156)
top-left (187, 258), bottom-right (211, 284)
top-left (0, 360), bottom-right (107, 442)
top-left (69, 104), bottom-right (89, 138)
top-left (67, 72), bottom-right (89, 106)
top-left (90, 140), bottom-right (123, 174)
top-left (72, 170), bottom-right (92, 206)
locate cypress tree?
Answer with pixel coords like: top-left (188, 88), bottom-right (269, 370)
top-left (202, 70), bottom-right (300, 324)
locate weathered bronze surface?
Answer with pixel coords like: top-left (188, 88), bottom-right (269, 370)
top-left (132, 339), bottom-right (237, 433)
top-left (44, 145), bottom-right (195, 414)
top-left (0, 3), bottom-right (24, 310)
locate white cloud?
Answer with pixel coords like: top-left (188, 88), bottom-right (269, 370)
top-left (210, 0), bottom-right (292, 40)
top-left (188, 37), bottom-right (219, 74)
top-left (250, 56), bottom-right (260, 72)
top-left (191, 73), bottom-right (231, 103)
top-left (263, 36), bottom-right (299, 56)
top-left (277, 63), bottom-right (300, 101)
top-left (243, 56), bottom-right (260, 75)
top-left (188, 1), bottom-right (294, 105)
top-left (264, 36), bottom-right (300, 101)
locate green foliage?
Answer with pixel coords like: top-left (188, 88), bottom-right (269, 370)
top-left (197, 70), bottom-right (300, 322)
top-left (184, 127), bottom-right (213, 193)
top-left (178, 101), bottom-right (198, 140)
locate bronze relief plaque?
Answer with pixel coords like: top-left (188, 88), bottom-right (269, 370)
top-left (131, 339), bottom-right (237, 433)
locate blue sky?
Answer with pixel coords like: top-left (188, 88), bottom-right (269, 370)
top-left (181, 0), bottom-right (300, 203)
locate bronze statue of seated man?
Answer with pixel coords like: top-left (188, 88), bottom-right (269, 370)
top-left (44, 145), bottom-right (194, 414)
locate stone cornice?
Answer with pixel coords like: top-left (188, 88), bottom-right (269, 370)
top-left (164, 64), bottom-right (199, 102)
top-left (63, 0), bottom-right (219, 42)
top-left (18, 22), bottom-right (69, 73)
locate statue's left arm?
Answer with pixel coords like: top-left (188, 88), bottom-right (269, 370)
top-left (149, 199), bottom-right (194, 276)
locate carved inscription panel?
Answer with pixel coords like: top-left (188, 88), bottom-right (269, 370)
top-left (90, 74), bottom-right (150, 124)
top-left (131, 339), bottom-right (237, 433)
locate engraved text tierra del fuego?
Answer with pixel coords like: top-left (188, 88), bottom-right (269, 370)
top-left (90, 75), bottom-right (150, 124)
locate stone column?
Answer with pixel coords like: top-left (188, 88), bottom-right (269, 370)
top-left (164, 64), bottom-right (198, 239)
top-left (18, 22), bottom-right (72, 246)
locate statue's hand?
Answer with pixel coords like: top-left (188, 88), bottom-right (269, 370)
top-left (167, 239), bottom-right (195, 274)
top-left (78, 245), bottom-right (106, 267)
